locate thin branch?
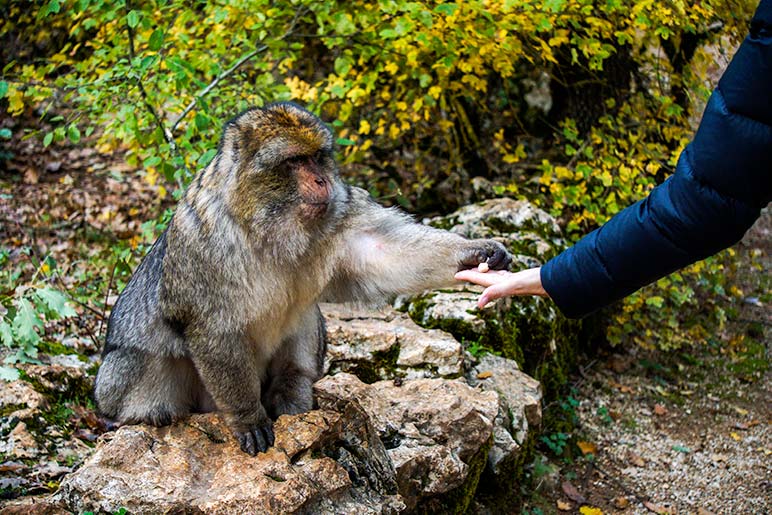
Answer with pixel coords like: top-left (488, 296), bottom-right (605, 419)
top-left (170, 45), bottom-right (267, 134)
top-left (170, 5), bottom-right (308, 135)
top-left (125, 3), bottom-right (190, 184)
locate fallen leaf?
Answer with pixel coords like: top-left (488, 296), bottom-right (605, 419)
top-left (672, 444), bottom-right (690, 453)
top-left (697, 508), bottom-right (716, 515)
top-left (710, 453), bottom-right (727, 463)
top-left (614, 496), bottom-right (630, 509)
top-left (561, 481), bottom-right (587, 504)
top-left (733, 420), bottom-right (760, 430)
top-left (733, 406), bottom-right (749, 417)
top-left (577, 440), bottom-right (598, 455)
top-left (609, 381), bottom-right (634, 394)
top-left (653, 404), bottom-right (667, 416)
top-left (627, 451), bottom-right (646, 467)
top-left (476, 371), bottom-right (493, 379)
top-left (729, 432), bottom-right (742, 441)
top-left (556, 499), bottom-right (572, 511)
top-left (643, 501), bottom-right (673, 514)
top-left (579, 506), bottom-right (603, 515)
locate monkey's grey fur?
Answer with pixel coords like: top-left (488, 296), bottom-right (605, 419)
top-left (95, 102), bottom-right (511, 455)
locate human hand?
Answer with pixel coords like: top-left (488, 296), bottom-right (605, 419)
top-left (454, 266), bottom-right (548, 308)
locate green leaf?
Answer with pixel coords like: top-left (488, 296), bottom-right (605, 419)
top-left (43, 132), bottom-right (53, 147)
top-left (67, 125), bottom-right (81, 144)
top-left (127, 10), bottom-right (140, 29)
top-left (336, 137), bottom-right (355, 146)
top-left (12, 298), bottom-right (42, 345)
top-left (334, 56), bottom-right (353, 76)
top-left (0, 81), bottom-right (7, 98)
top-left (148, 29), bottom-right (164, 51)
top-left (434, 3), bottom-right (458, 16)
top-left (35, 288), bottom-right (77, 318)
top-left (143, 155), bottom-right (162, 168)
top-left (0, 128), bottom-right (11, 139)
top-left (0, 320), bottom-right (13, 348)
top-left (0, 366), bottom-right (19, 381)
top-left (194, 112), bottom-right (209, 131)
top-left (332, 13), bottom-right (356, 35)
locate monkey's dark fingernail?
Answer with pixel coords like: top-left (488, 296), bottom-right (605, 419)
top-left (265, 426), bottom-right (275, 447)
top-left (253, 428), bottom-right (268, 453)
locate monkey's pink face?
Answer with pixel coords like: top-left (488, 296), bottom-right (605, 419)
top-left (291, 153), bottom-right (333, 221)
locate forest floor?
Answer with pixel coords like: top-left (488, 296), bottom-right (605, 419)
top-left (1, 114), bottom-right (770, 514)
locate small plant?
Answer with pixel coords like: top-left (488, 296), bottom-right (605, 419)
top-left (540, 432), bottom-right (570, 457)
top-left (0, 249), bottom-right (77, 380)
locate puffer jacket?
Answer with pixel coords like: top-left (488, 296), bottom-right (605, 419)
top-left (541, 0), bottom-right (772, 319)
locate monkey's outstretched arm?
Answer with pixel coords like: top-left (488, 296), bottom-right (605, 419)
top-left (322, 188), bottom-right (510, 304)
top-left (187, 330), bottom-right (274, 455)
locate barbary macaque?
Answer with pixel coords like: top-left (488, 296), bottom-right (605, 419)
top-left (95, 102), bottom-right (511, 455)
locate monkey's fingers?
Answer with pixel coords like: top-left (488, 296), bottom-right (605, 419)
top-left (486, 243), bottom-right (512, 271)
top-left (235, 430), bottom-right (258, 456)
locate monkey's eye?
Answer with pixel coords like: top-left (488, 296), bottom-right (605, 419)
top-left (312, 150), bottom-right (325, 164)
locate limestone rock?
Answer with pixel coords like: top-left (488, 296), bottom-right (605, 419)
top-left (429, 197), bottom-right (564, 262)
top-left (0, 380), bottom-right (46, 419)
top-left (52, 409), bottom-right (404, 514)
top-left (315, 373), bottom-right (499, 511)
top-left (0, 421), bottom-right (41, 459)
top-left (322, 304), bottom-right (463, 382)
top-left (467, 354), bottom-right (542, 477)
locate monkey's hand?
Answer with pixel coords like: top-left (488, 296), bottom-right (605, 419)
top-left (457, 239), bottom-right (512, 271)
top-left (233, 421), bottom-right (275, 456)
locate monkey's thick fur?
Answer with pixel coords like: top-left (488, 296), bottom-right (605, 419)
top-left (95, 102), bottom-right (511, 455)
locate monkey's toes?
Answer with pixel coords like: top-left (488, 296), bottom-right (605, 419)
top-left (235, 422), bottom-right (275, 455)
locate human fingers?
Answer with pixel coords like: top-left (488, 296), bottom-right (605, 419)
top-left (454, 269), bottom-right (512, 287)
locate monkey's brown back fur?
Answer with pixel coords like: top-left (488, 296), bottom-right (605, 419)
top-left (95, 102), bottom-right (511, 455)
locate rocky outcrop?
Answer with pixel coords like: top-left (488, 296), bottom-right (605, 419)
top-left (322, 304), bottom-right (463, 382)
top-left (408, 198), bottom-right (583, 398)
top-left (48, 373), bottom-right (506, 514)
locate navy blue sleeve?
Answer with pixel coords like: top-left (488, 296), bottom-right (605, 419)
top-left (541, 0), bottom-right (772, 319)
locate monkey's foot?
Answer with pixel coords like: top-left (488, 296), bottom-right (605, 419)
top-left (234, 422), bottom-right (275, 455)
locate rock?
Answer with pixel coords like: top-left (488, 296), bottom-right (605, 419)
top-left (429, 197), bottom-right (564, 262)
top-left (52, 409), bottom-right (404, 514)
top-left (0, 421), bottom-right (41, 459)
top-left (0, 380), bottom-right (46, 419)
top-left (409, 199), bottom-right (584, 400)
top-left (322, 304), bottom-right (463, 382)
top-left (315, 373), bottom-right (499, 512)
top-left (466, 355), bottom-right (542, 479)
top-left (17, 361), bottom-right (93, 400)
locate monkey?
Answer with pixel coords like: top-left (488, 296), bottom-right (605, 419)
top-left (94, 102), bottom-right (511, 455)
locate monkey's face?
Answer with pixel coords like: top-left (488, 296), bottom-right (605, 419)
top-left (222, 102), bottom-right (348, 231)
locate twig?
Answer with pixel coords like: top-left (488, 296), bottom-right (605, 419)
top-left (125, 3), bottom-right (190, 185)
top-left (169, 45), bottom-right (268, 134)
top-left (171, 6), bottom-right (308, 135)
top-left (98, 263), bottom-right (117, 343)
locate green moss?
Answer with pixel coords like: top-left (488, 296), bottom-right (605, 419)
top-left (347, 344), bottom-right (401, 384)
top-left (37, 340), bottom-right (87, 362)
top-left (0, 403), bottom-right (26, 418)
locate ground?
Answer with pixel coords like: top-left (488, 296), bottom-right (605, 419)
top-left (0, 113), bottom-right (770, 513)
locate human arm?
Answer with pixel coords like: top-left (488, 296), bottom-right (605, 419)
top-left (542, 0), bottom-right (771, 318)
